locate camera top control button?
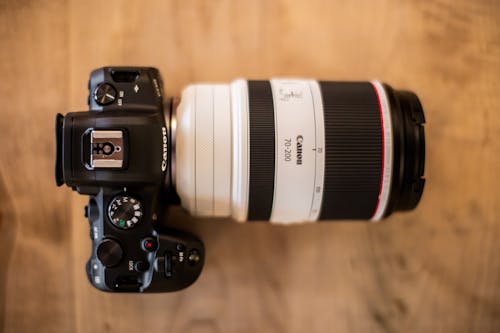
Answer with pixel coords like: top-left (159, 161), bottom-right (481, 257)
top-left (134, 261), bottom-right (150, 272)
top-left (187, 249), bottom-right (201, 266)
top-left (96, 239), bottom-right (123, 267)
top-left (93, 83), bottom-right (117, 106)
top-left (141, 237), bottom-right (158, 252)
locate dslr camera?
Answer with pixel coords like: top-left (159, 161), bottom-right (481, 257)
top-left (56, 67), bottom-right (425, 292)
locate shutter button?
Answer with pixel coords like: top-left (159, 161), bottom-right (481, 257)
top-left (141, 237), bottom-right (158, 252)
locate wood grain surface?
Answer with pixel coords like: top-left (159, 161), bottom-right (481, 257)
top-left (0, 0), bottom-right (499, 332)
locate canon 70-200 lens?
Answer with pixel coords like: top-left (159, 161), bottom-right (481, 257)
top-left (175, 79), bottom-right (425, 223)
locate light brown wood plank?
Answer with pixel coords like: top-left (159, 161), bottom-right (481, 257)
top-left (0, 1), bottom-right (75, 332)
top-left (0, 0), bottom-right (499, 332)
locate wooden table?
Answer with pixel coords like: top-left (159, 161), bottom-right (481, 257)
top-left (1, 0), bottom-right (499, 332)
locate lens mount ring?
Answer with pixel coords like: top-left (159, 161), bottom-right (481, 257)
top-left (163, 97), bottom-right (178, 189)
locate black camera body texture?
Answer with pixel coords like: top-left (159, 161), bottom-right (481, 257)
top-left (56, 67), bottom-right (204, 292)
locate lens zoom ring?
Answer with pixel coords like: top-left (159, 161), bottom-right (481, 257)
top-left (319, 82), bottom-right (383, 220)
top-left (247, 81), bottom-right (275, 221)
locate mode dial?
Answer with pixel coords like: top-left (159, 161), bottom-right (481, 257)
top-left (93, 83), bottom-right (117, 106)
top-left (108, 195), bottom-right (143, 230)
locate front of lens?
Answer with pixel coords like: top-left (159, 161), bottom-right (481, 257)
top-left (174, 79), bottom-right (425, 223)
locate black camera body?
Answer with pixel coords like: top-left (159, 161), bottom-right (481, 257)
top-left (56, 66), bottom-right (426, 293)
top-left (56, 67), bottom-right (204, 292)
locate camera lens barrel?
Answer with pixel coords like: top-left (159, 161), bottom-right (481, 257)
top-left (175, 79), bottom-right (425, 223)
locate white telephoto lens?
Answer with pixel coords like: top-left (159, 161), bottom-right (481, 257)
top-left (175, 79), bottom-right (415, 224)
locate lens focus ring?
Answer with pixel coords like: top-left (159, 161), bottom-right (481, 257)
top-left (318, 82), bottom-right (384, 220)
top-left (247, 81), bottom-right (276, 221)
